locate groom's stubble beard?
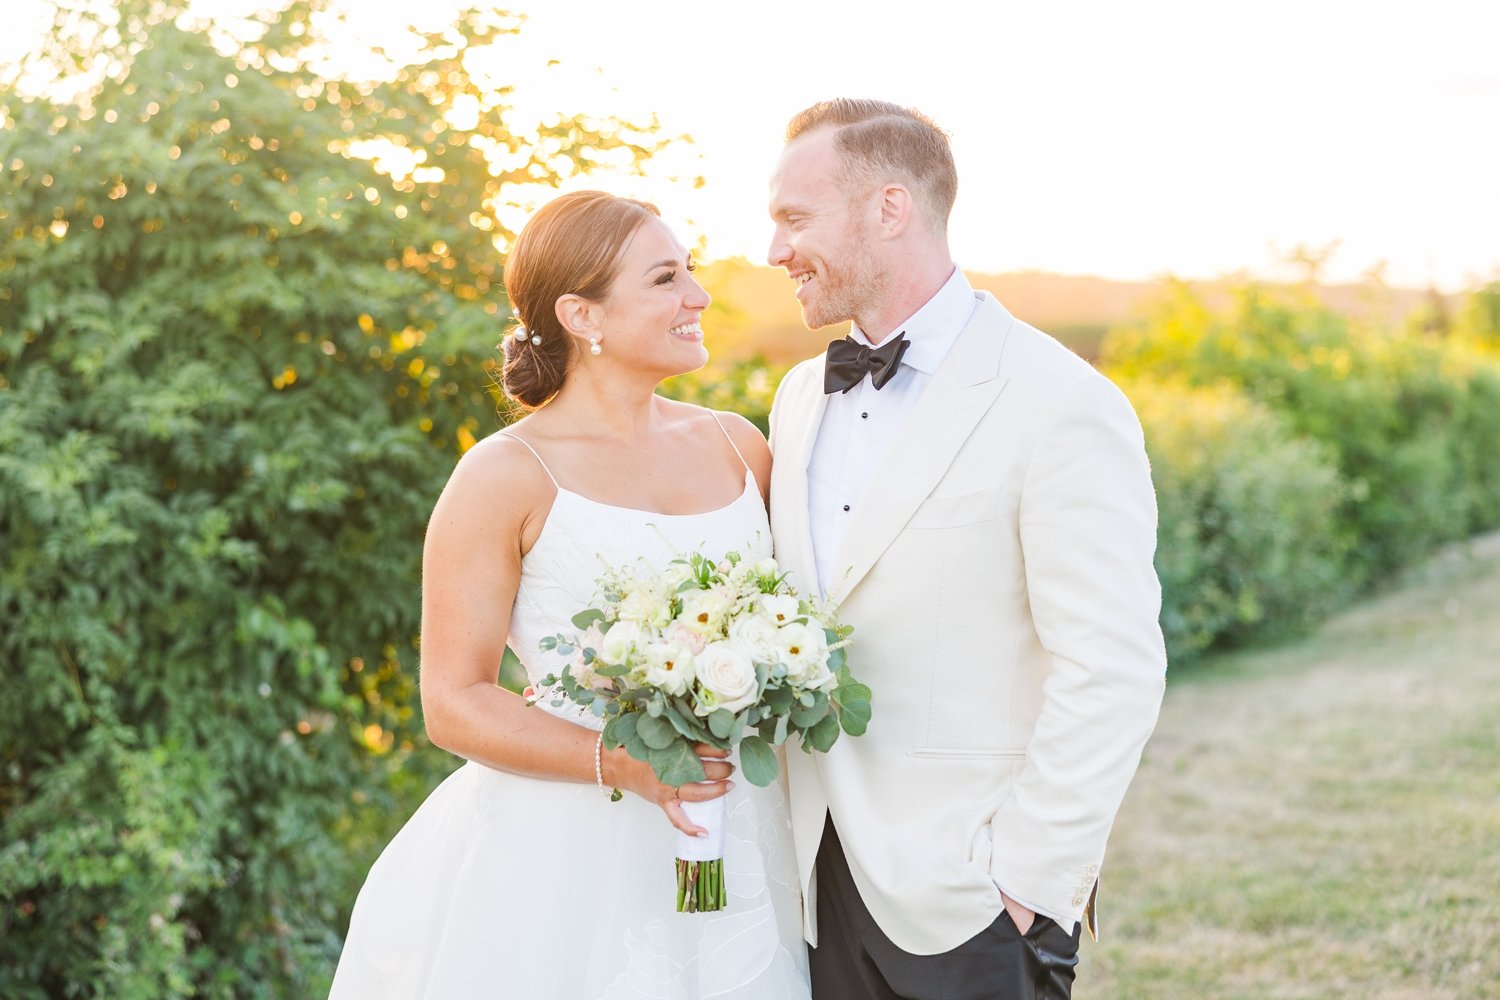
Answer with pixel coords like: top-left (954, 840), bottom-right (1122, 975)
top-left (800, 213), bottom-right (885, 332)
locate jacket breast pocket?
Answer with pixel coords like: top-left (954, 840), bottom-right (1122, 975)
top-left (905, 487), bottom-right (1002, 531)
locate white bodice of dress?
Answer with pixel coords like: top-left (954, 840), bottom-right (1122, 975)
top-left (509, 468), bottom-right (771, 728)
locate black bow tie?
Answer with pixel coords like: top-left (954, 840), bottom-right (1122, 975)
top-left (823, 333), bottom-right (910, 394)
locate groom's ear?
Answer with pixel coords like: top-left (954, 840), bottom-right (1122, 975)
top-left (555, 293), bottom-right (602, 341)
top-left (876, 183), bottom-right (914, 239)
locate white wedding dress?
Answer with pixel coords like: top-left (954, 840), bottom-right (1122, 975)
top-left (330, 421), bottom-right (811, 1000)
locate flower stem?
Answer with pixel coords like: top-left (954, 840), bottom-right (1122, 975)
top-left (675, 858), bottom-right (726, 912)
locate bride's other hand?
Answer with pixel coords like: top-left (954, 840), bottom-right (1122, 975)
top-left (606, 743), bottom-right (734, 837)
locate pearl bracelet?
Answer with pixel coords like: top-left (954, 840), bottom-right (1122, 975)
top-left (594, 733), bottom-right (622, 802)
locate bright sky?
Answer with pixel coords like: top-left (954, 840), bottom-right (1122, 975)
top-left (7, 0), bottom-right (1498, 290)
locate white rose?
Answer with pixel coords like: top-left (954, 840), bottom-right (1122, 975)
top-left (776, 621), bottom-right (832, 687)
top-left (755, 557), bottom-right (780, 579)
top-left (728, 613), bottom-right (780, 666)
top-left (680, 586), bottom-right (735, 637)
top-left (693, 640), bottom-right (760, 716)
top-left (600, 620), bottom-right (644, 666)
top-left (760, 595), bottom-right (801, 626)
top-left (642, 638), bottom-right (696, 696)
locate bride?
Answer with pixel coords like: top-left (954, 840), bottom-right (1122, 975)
top-left (329, 191), bottom-right (810, 999)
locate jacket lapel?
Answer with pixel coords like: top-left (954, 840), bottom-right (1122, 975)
top-left (772, 369), bottom-right (830, 600)
top-left (825, 294), bottom-right (1014, 606)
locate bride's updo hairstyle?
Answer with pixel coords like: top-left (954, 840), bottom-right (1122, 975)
top-left (501, 190), bottom-right (661, 408)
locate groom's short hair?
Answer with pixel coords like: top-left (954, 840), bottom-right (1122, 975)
top-left (784, 99), bottom-right (957, 232)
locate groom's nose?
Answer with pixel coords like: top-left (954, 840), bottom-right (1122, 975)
top-left (767, 227), bottom-right (792, 269)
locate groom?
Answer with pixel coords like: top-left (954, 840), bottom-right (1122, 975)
top-left (765, 99), bottom-right (1167, 999)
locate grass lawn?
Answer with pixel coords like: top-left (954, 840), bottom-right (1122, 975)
top-left (1077, 532), bottom-right (1500, 999)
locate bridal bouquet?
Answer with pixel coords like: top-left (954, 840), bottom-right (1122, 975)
top-left (532, 548), bottom-right (869, 912)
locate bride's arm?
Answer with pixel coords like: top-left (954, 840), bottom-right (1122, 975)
top-left (417, 434), bottom-right (731, 835)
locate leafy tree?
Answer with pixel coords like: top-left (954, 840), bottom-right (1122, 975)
top-left (0, 2), bottom-right (664, 995)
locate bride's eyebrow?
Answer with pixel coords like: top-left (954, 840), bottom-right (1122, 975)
top-left (643, 258), bottom-right (685, 275)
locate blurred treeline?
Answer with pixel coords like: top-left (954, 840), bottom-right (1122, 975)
top-left (2, 1), bottom-right (1499, 997)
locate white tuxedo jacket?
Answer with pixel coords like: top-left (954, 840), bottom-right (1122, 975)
top-left (768, 292), bottom-right (1166, 955)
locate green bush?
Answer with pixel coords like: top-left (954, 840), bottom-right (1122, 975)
top-left (1104, 282), bottom-right (1500, 584)
top-left (1126, 379), bottom-right (1350, 662)
top-left (0, 3), bottom-right (662, 996)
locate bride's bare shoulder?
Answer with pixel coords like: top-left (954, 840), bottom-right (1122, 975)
top-left (433, 423), bottom-right (557, 523)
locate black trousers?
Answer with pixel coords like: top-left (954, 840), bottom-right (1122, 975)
top-left (809, 818), bottom-right (1081, 1000)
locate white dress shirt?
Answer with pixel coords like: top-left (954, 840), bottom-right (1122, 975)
top-left (808, 266), bottom-right (976, 595)
top-left (806, 266), bottom-right (1071, 930)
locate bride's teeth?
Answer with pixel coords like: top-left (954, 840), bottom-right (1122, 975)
top-left (669, 322), bottom-right (702, 336)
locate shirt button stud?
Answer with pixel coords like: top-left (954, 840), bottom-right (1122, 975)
top-left (861, 412), bottom-right (868, 419)
top-left (842, 504), bottom-right (851, 512)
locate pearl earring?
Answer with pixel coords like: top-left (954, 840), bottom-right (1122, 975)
top-left (589, 337), bottom-right (602, 356)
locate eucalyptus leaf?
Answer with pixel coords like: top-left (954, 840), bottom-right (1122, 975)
top-left (807, 713), bottom-right (841, 753)
top-left (838, 697), bottom-right (871, 736)
top-left (790, 693), bottom-right (829, 728)
top-left (764, 686), bottom-right (795, 714)
top-left (638, 712), bottom-right (678, 750)
top-left (604, 712), bottom-right (637, 749)
top-left (663, 699), bottom-right (712, 743)
top-left (649, 739), bottom-right (706, 786)
top-left (738, 735), bottom-right (780, 787)
top-left (838, 680), bottom-right (872, 703)
top-left (708, 709), bottom-right (735, 740)
top-left (571, 608), bottom-right (606, 630)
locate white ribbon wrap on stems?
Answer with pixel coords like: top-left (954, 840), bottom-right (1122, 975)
top-left (676, 795), bottom-right (727, 862)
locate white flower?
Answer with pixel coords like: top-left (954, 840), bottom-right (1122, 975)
top-left (728, 613), bottom-right (781, 665)
top-left (755, 557), bottom-right (780, 579)
top-left (776, 621), bottom-right (833, 688)
top-left (728, 559), bottom-right (759, 589)
top-left (759, 594), bottom-right (801, 626)
top-left (617, 580), bottom-right (673, 630)
top-left (665, 621), bottom-right (708, 656)
top-left (665, 560), bottom-right (697, 589)
top-left (642, 638), bottom-right (696, 696)
top-left (600, 620), bottom-right (645, 666)
top-left (693, 640), bottom-right (760, 716)
top-left (680, 586), bottom-right (735, 638)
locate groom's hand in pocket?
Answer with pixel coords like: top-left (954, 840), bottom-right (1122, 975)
top-left (607, 742), bottom-right (734, 837)
top-left (999, 889), bottom-right (1036, 935)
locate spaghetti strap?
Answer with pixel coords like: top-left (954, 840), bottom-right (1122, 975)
top-left (709, 411), bottom-right (751, 474)
top-left (499, 432), bottom-right (560, 490)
